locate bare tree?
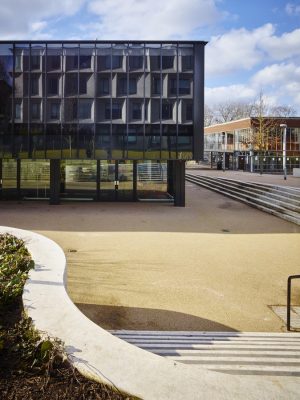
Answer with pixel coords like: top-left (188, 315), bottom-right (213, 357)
top-left (205, 101), bottom-right (256, 125)
top-left (244, 91), bottom-right (287, 174)
top-left (204, 105), bottom-right (215, 127)
top-left (270, 105), bottom-right (296, 118)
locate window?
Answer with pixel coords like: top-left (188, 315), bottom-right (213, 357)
top-left (72, 102), bottom-right (77, 119)
top-left (31, 77), bottom-right (39, 95)
top-left (67, 74), bottom-right (78, 95)
top-left (79, 55), bottom-right (91, 69)
top-left (170, 78), bottom-right (190, 95)
top-left (152, 77), bottom-right (161, 95)
top-left (68, 56), bottom-right (78, 70)
top-left (118, 77), bottom-right (137, 95)
top-left (105, 55), bottom-right (123, 69)
top-left (112, 55), bottom-right (122, 69)
top-left (186, 103), bottom-right (193, 121)
top-left (50, 103), bottom-right (60, 120)
top-left (99, 78), bottom-right (109, 95)
top-left (48, 55), bottom-right (60, 70)
top-left (132, 103), bottom-right (142, 120)
top-left (78, 101), bottom-right (92, 119)
top-left (170, 79), bottom-right (176, 95)
top-left (112, 103), bottom-right (122, 119)
top-left (118, 78), bottom-right (126, 95)
top-left (48, 77), bottom-right (58, 95)
top-left (162, 102), bottom-right (173, 120)
top-left (182, 55), bottom-right (193, 71)
top-left (31, 55), bottom-right (40, 70)
top-left (15, 55), bottom-right (21, 70)
top-left (129, 56), bottom-right (143, 70)
top-left (105, 102), bottom-right (122, 120)
top-left (129, 77), bottom-right (137, 94)
top-left (79, 75), bottom-right (88, 94)
top-left (105, 103), bottom-right (110, 120)
top-left (15, 103), bottom-right (21, 119)
top-left (31, 103), bottom-right (40, 119)
top-left (179, 79), bottom-right (190, 95)
top-left (162, 56), bottom-right (174, 69)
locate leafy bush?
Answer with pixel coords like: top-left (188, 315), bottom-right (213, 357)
top-left (0, 233), bottom-right (34, 304)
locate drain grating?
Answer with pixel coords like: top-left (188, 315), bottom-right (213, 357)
top-left (270, 306), bottom-right (300, 329)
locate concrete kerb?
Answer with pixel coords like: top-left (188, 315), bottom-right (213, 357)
top-left (1, 226), bottom-right (300, 400)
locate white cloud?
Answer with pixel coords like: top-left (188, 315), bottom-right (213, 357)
top-left (31, 21), bottom-right (48, 33)
top-left (206, 24), bottom-right (274, 75)
top-left (205, 85), bottom-right (257, 106)
top-left (251, 62), bottom-right (300, 107)
top-left (251, 62), bottom-right (300, 87)
top-left (260, 28), bottom-right (300, 60)
top-left (206, 24), bottom-right (300, 76)
top-left (86, 0), bottom-right (221, 39)
top-left (285, 2), bottom-right (300, 16)
top-left (0, 0), bottom-right (85, 38)
top-left (206, 62), bottom-right (300, 111)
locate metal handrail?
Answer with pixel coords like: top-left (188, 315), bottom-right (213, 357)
top-left (287, 275), bottom-right (300, 331)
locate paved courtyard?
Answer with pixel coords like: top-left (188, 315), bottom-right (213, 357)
top-left (1, 176), bottom-right (300, 332)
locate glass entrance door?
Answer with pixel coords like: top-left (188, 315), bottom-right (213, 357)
top-left (118, 161), bottom-right (134, 201)
top-left (100, 161), bottom-right (116, 201)
top-left (20, 160), bottom-right (50, 199)
top-left (61, 160), bottom-right (97, 200)
top-left (99, 160), bottom-right (134, 201)
top-left (1, 160), bottom-right (18, 199)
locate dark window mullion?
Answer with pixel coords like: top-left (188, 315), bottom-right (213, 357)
top-left (110, 45), bottom-right (112, 159)
top-left (176, 43), bottom-right (179, 158)
top-left (159, 43), bottom-right (162, 158)
top-left (77, 45), bottom-right (79, 158)
top-left (60, 44), bottom-right (63, 159)
top-left (143, 43), bottom-right (146, 160)
top-left (43, 44), bottom-right (47, 158)
top-left (28, 43), bottom-right (31, 158)
top-left (12, 44), bottom-right (15, 157)
top-left (93, 43), bottom-right (96, 159)
top-left (126, 45), bottom-right (129, 159)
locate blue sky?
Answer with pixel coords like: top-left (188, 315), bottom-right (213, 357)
top-left (1, 0), bottom-right (300, 112)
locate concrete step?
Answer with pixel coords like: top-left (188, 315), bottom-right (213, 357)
top-left (186, 174), bottom-right (300, 214)
top-left (186, 174), bottom-right (300, 216)
top-left (110, 330), bottom-right (300, 376)
top-left (189, 174), bottom-right (300, 203)
top-left (215, 176), bottom-right (300, 200)
top-left (185, 175), bottom-right (300, 225)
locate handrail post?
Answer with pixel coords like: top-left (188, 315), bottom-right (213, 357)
top-left (287, 276), bottom-right (292, 331)
top-left (287, 275), bottom-right (300, 331)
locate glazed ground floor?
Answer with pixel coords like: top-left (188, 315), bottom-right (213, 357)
top-left (0, 159), bottom-right (186, 206)
top-left (204, 151), bottom-right (300, 173)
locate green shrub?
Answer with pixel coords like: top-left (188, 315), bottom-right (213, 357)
top-left (0, 233), bottom-right (34, 304)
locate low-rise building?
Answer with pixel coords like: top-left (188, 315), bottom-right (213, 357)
top-left (204, 117), bottom-right (300, 173)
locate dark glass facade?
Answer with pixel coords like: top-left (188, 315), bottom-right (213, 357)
top-left (0, 41), bottom-right (206, 204)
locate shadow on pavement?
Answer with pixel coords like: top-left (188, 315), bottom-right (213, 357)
top-left (75, 303), bottom-right (237, 331)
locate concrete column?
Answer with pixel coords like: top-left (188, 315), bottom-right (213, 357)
top-left (174, 160), bottom-right (185, 207)
top-left (17, 159), bottom-right (21, 199)
top-left (50, 159), bottom-right (60, 205)
top-left (133, 160), bottom-right (138, 201)
top-left (167, 160), bottom-right (174, 196)
top-left (193, 43), bottom-right (205, 161)
top-left (0, 159), bottom-right (2, 199)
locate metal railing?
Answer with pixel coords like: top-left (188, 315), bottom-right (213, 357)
top-left (287, 275), bottom-right (300, 331)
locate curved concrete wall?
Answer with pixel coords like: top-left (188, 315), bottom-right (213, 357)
top-left (1, 226), bottom-right (298, 400)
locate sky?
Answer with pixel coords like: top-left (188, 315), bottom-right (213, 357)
top-left (1, 0), bottom-right (300, 112)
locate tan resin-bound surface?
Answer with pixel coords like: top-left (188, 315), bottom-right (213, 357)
top-left (1, 176), bottom-right (300, 332)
